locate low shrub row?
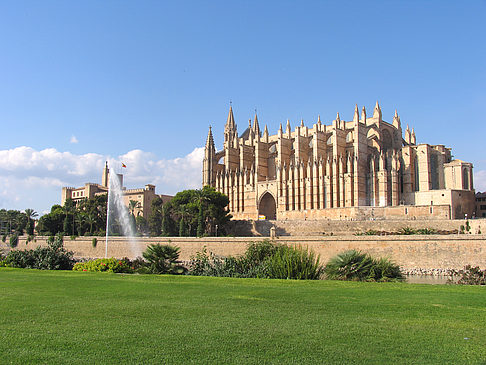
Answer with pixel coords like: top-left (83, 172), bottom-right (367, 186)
top-left (73, 258), bottom-right (133, 273)
top-left (187, 240), bottom-right (322, 280)
top-left (3, 238), bottom-right (483, 285)
top-left (0, 234), bottom-right (74, 270)
top-left (355, 227), bottom-right (445, 236)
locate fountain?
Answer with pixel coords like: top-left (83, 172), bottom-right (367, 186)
top-left (105, 171), bottom-right (141, 258)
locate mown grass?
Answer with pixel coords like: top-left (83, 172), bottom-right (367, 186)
top-left (0, 268), bottom-right (485, 364)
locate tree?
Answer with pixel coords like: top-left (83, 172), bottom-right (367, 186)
top-left (142, 244), bottom-right (185, 274)
top-left (85, 212), bottom-right (97, 235)
top-left (164, 186), bottom-right (231, 237)
top-left (136, 216), bottom-right (148, 235)
top-left (128, 200), bottom-right (141, 216)
top-left (24, 209), bottom-right (38, 236)
top-left (148, 197), bottom-right (164, 236)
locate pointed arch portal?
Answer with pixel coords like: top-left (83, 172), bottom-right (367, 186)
top-left (259, 192), bottom-right (276, 220)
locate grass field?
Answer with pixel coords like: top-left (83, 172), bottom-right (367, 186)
top-left (0, 269), bottom-right (485, 364)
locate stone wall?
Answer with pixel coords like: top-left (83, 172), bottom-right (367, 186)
top-left (227, 218), bottom-right (481, 236)
top-left (2, 234), bottom-right (485, 271)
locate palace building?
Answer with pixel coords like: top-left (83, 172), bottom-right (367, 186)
top-left (61, 162), bottom-right (172, 218)
top-left (203, 103), bottom-right (475, 220)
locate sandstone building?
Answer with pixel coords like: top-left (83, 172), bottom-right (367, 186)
top-left (61, 162), bottom-right (172, 218)
top-left (203, 103), bottom-right (475, 220)
top-left (476, 192), bottom-right (486, 218)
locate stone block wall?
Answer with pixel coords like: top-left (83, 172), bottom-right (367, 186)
top-left (2, 234), bottom-right (485, 271)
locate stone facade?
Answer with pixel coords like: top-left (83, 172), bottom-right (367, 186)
top-left (476, 192), bottom-right (486, 218)
top-left (203, 104), bottom-right (475, 220)
top-left (61, 162), bottom-right (172, 218)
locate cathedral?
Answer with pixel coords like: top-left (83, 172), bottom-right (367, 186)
top-left (203, 103), bottom-right (475, 220)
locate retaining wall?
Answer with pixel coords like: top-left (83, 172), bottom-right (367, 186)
top-left (2, 234), bottom-right (485, 271)
top-left (227, 218), bottom-right (486, 236)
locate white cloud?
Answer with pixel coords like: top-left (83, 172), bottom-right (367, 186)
top-left (474, 170), bottom-right (486, 193)
top-left (0, 146), bottom-right (204, 214)
top-left (70, 135), bottom-right (79, 144)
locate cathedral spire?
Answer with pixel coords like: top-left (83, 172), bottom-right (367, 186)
top-left (353, 104), bottom-right (359, 124)
top-left (373, 100), bottom-right (382, 122)
top-left (226, 105), bottom-right (235, 128)
top-left (361, 106), bottom-right (367, 123)
top-left (405, 125), bottom-right (411, 144)
top-left (205, 125), bottom-right (215, 149)
top-left (286, 119), bottom-right (291, 137)
top-left (253, 112), bottom-right (260, 137)
top-left (263, 125), bottom-right (269, 143)
top-left (300, 119), bottom-right (304, 128)
top-left (393, 109), bottom-right (401, 129)
top-left (224, 105), bottom-right (236, 143)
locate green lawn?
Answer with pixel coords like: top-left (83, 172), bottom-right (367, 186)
top-left (0, 269), bottom-right (485, 364)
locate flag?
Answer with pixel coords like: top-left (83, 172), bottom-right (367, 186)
top-left (121, 163), bottom-right (127, 168)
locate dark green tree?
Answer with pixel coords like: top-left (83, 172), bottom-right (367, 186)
top-left (148, 197), bottom-right (164, 236)
top-left (164, 186), bottom-right (231, 237)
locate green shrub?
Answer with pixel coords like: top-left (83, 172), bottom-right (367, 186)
top-left (2, 234), bottom-right (7, 243)
top-left (92, 238), bottom-right (97, 248)
top-left (187, 241), bottom-right (322, 280)
top-left (398, 227), bottom-right (417, 235)
top-left (9, 234), bottom-right (19, 248)
top-left (416, 228), bottom-right (438, 235)
top-left (70, 235), bottom-right (77, 240)
top-left (73, 258), bottom-right (132, 273)
top-left (324, 250), bottom-right (403, 282)
top-left (266, 245), bottom-right (322, 280)
top-left (142, 244), bottom-right (186, 275)
top-left (456, 265), bottom-right (486, 285)
top-left (3, 235), bottom-right (74, 270)
top-left (26, 235), bottom-right (34, 244)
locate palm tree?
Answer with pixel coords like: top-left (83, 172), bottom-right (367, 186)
top-left (128, 200), bottom-right (141, 217)
top-left (85, 212), bottom-right (97, 235)
top-left (24, 208), bottom-right (38, 235)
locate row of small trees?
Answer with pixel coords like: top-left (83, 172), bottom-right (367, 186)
top-left (149, 186), bottom-right (231, 237)
top-left (19, 186), bottom-right (231, 238)
top-left (0, 208), bottom-right (38, 236)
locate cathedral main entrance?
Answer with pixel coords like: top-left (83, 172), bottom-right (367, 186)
top-left (259, 192), bottom-right (276, 220)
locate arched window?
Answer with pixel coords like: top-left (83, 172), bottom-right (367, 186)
top-left (413, 156), bottom-right (419, 191)
top-left (463, 168), bottom-right (469, 190)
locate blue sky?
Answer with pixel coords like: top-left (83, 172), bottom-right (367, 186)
top-left (0, 1), bottom-right (485, 213)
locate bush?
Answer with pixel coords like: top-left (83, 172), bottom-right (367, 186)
top-left (398, 227), bottom-right (416, 235)
top-left (92, 238), bottom-right (97, 248)
top-left (142, 244), bottom-right (186, 275)
top-left (2, 234), bottom-right (7, 243)
top-left (9, 234), bottom-right (19, 248)
top-left (324, 250), bottom-right (404, 282)
top-left (266, 245), bottom-right (322, 280)
top-left (188, 243), bottom-right (272, 278)
top-left (3, 235), bottom-right (74, 270)
top-left (416, 228), bottom-right (438, 235)
top-left (456, 265), bottom-right (486, 285)
top-left (73, 258), bottom-right (132, 273)
top-left (187, 241), bottom-right (323, 280)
